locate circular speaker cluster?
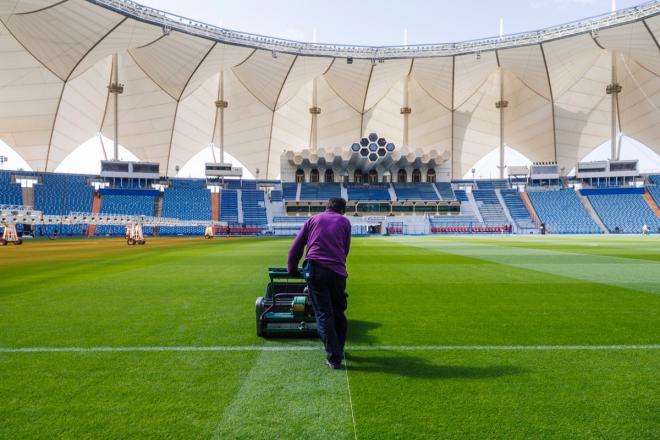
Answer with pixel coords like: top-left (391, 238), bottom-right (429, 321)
top-left (352, 133), bottom-right (395, 162)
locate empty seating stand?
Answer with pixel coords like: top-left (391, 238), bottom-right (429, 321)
top-left (435, 182), bottom-right (456, 200)
top-left (392, 183), bottom-right (439, 201)
top-left (453, 190), bottom-right (469, 202)
top-left (0, 171), bottom-right (22, 205)
top-left (160, 179), bottom-right (211, 235)
top-left (472, 190), bottom-right (508, 225)
top-left (585, 188), bottom-right (660, 234)
top-left (476, 180), bottom-right (509, 190)
top-left (299, 183), bottom-right (341, 201)
top-left (220, 190), bottom-right (238, 223)
top-left (34, 173), bottom-right (93, 214)
top-left (500, 189), bottom-right (536, 229)
top-left (242, 190), bottom-right (267, 225)
top-left (648, 185), bottom-right (660, 207)
top-left (99, 190), bottom-right (156, 216)
top-left (528, 189), bottom-right (600, 234)
top-left (282, 183), bottom-right (298, 201)
top-left (346, 184), bottom-right (391, 201)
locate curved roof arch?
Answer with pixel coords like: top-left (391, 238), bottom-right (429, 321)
top-left (0, 0), bottom-right (658, 178)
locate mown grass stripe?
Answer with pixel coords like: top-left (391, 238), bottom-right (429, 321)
top-left (1, 345), bottom-right (658, 353)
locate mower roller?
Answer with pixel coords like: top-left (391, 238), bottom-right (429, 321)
top-left (255, 267), bottom-right (317, 337)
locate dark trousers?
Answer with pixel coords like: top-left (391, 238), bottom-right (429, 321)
top-left (304, 260), bottom-right (347, 365)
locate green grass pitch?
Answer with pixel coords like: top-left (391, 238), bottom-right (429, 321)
top-left (1, 235), bottom-right (659, 439)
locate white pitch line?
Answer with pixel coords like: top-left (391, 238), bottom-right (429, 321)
top-left (344, 355), bottom-right (358, 440)
top-left (0, 344), bottom-right (658, 353)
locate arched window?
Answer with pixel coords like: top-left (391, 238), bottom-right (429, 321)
top-left (412, 169), bottom-right (421, 183)
top-left (426, 169), bottom-right (436, 183)
top-left (368, 169), bottom-right (379, 184)
top-left (324, 169), bottom-right (334, 183)
top-left (295, 169), bottom-right (305, 183)
top-left (353, 170), bottom-right (364, 183)
top-left (397, 169), bottom-right (407, 183)
top-left (310, 168), bottom-right (319, 183)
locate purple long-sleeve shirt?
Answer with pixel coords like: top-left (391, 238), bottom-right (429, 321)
top-left (287, 209), bottom-right (352, 278)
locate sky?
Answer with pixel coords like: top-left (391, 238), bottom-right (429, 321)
top-left (137, 0), bottom-right (641, 46)
top-left (1, 0), bottom-right (658, 176)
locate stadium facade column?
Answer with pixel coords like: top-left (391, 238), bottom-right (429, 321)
top-left (401, 73), bottom-right (411, 151)
top-left (212, 72), bottom-right (229, 163)
top-left (495, 64), bottom-right (508, 179)
top-left (606, 51), bottom-right (622, 161)
top-left (309, 78), bottom-right (320, 153)
top-left (108, 54), bottom-right (125, 161)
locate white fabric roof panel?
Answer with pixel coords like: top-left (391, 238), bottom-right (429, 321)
top-left (617, 55), bottom-right (660, 154)
top-left (0, 21), bottom-right (63, 171)
top-left (48, 56), bottom-right (112, 170)
top-left (101, 53), bottom-right (176, 167)
top-left (221, 69), bottom-right (273, 176)
top-left (270, 82), bottom-right (314, 176)
top-left (363, 59), bottom-right (411, 112)
top-left (70, 18), bottom-right (162, 79)
top-left (551, 50), bottom-right (612, 169)
top-left (453, 51), bottom-right (498, 109)
top-left (597, 21), bottom-right (660, 75)
top-left (316, 76), bottom-right (361, 152)
top-left (129, 30), bottom-right (215, 100)
top-left (410, 57), bottom-right (453, 109)
top-left (502, 70), bottom-right (555, 162)
top-left (0, 1), bottom-right (60, 17)
top-left (232, 49), bottom-right (296, 111)
top-left (498, 45), bottom-right (551, 100)
top-left (362, 79), bottom-right (404, 149)
top-left (323, 58), bottom-right (373, 113)
top-left (408, 78), bottom-right (452, 152)
top-left (453, 70), bottom-right (501, 177)
top-left (167, 73), bottom-right (218, 175)
top-left (4, 0), bottom-right (124, 80)
top-left (275, 56), bottom-right (332, 110)
top-left (181, 44), bottom-right (254, 100)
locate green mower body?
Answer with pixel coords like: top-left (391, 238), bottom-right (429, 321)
top-left (255, 267), bottom-right (317, 337)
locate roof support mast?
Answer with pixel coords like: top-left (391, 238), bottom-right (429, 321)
top-left (108, 53), bottom-right (124, 161)
top-left (213, 71), bottom-right (228, 163)
top-left (607, 0), bottom-right (621, 161)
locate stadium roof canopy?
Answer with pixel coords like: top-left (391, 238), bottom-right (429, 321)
top-left (0, 0), bottom-right (659, 178)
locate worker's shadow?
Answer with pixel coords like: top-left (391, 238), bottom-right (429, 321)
top-left (345, 353), bottom-right (526, 380)
top-left (347, 321), bottom-right (524, 379)
top-left (346, 319), bottom-right (381, 344)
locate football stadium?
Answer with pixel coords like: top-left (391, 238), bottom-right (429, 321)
top-left (1, 0), bottom-right (659, 438)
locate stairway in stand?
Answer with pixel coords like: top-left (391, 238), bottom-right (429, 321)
top-left (87, 192), bottom-right (102, 237)
top-left (211, 192), bottom-right (220, 222)
top-left (643, 189), bottom-right (660, 217)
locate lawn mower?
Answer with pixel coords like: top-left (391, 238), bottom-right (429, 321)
top-left (1, 222), bottom-right (22, 245)
top-left (255, 267), bottom-right (317, 337)
top-left (126, 223), bottom-right (146, 245)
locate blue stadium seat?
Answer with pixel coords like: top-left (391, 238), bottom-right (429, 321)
top-left (34, 173), bottom-right (93, 214)
top-left (435, 182), bottom-right (456, 200)
top-left (162, 179), bottom-right (211, 220)
top-left (299, 183), bottom-right (341, 201)
top-left (346, 184), bottom-right (390, 201)
top-left (587, 192), bottom-right (660, 234)
top-left (282, 183), bottom-right (298, 201)
top-left (241, 190), bottom-right (267, 225)
top-left (270, 190), bottom-right (283, 202)
top-left (392, 183), bottom-right (438, 201)
top-left (453, 190), bottom-right (468, 202)
top-left (472, 190), bottom-right (508, 225)
top-left (100, 193), bottom-right (154, 216)
top-left (500, 189), bottom-right (536, 229)
top-left (0, 171), bottom-right (22, 205)
top-left (528, 189), bottom-right (600, 234)
top-left (220, 190), bottom-right (238, 223)
top-left (476, 180), bottom-right (509, 190)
